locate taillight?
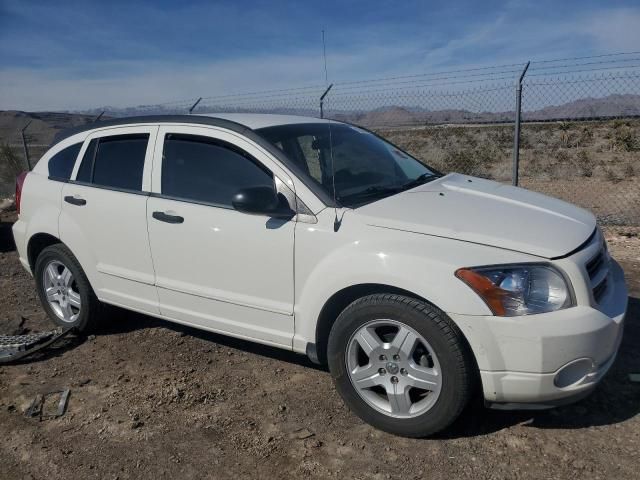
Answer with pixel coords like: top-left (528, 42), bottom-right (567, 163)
top-left (15, 171), bottom-right (28, 215)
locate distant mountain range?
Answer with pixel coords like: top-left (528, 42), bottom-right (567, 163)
top-left (1, 94), bottom-right (640, 145)
top-left (77, 93), bottom-right (640, 127)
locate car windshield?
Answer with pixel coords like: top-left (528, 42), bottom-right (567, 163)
top-left (256, 123), bottom-right (438, 207)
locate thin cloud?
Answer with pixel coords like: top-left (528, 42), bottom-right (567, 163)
top-left (1, 2), bottom-right (639, 111)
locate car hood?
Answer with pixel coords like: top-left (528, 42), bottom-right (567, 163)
top-left (354, 173), bottom-right (596, 258)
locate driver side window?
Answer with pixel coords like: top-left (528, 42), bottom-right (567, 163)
top-left (161, 133), bottom-right (274, 208)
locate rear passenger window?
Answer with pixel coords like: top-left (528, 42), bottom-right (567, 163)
top-left (161, 134), bottom-right (273, 207)
top-left (75, 134), bottom-right (148, 191)
top-left (48, 143), bottom-right (82, 180)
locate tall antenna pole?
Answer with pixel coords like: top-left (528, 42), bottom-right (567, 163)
top-left (322, 30), bottom-right (329, 85)
top-left (321, 29), bottom-right (341, 231)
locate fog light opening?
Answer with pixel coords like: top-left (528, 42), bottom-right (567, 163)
top-left (554, 358), bottom-right (594, 389)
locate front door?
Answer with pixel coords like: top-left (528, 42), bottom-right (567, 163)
top-left (146, 126), bottom-right (296, 347)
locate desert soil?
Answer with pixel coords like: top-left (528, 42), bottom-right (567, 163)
top-left (0, 210), bottom-right (638, 480)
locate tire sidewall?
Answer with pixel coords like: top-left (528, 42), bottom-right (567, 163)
top-left (328, 296), bottom-right (470, 437)
top-left (34, 245), bottom-right (93, 331)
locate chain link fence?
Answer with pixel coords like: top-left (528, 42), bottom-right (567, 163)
top-left (2, 53), bottom-right (639, 224)
top-left (518, 70), bottom-right (640, 226)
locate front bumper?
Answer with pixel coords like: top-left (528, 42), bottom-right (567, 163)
top-left (450, 259), bottom-right (627, 408)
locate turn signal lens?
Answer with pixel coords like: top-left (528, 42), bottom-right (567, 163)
top-left (455, 268), bottom-right (508, 316)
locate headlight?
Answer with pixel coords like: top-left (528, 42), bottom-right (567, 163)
top-left (455, 264), bottom-right (573, 316)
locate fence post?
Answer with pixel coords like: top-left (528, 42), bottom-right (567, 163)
top-left (512, 61), bottom-right (530, 186)
top-left (320, 84), bottom-right (333, 118)
top-left (20, 120), bottom-right (32, 171)
top-left (188, 97), bottom-right (202, 114)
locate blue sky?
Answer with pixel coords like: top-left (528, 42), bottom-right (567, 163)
top-left (1, 0), bottom-right (639, 110)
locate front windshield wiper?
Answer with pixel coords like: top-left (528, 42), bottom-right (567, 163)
top-left (338, 185), bottom-right (403, 203)
top-left (399, 173), bottom-right (440, 192)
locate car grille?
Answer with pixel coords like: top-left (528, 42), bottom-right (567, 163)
top-left (586, 242), bottom-right (610, 304)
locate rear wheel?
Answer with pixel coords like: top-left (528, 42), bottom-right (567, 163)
top-left (327, 294), bottom-right (474, 437)
top-left (34, 244), bottom-right (102, 333)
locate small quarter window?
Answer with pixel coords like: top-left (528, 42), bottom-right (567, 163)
top-left (48, 143), bottom-right (82, 180)
top-left (161, 134), bottom-right (274, 207)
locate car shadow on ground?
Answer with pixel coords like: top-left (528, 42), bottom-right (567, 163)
top-left (96, 306), bottom-right (327, 372)
top-left (90, 296), bottom-right (640, 438)
top-left (0, 220), bottom-right (16, 252)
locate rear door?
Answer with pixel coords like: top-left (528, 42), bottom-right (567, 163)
top-left (146, 125), bottom-right (296, 347)
top-left (59, 125), bottom-right (160, 314)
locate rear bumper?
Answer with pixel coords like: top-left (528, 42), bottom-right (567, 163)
top-left (450, 259), bottom-right (627, 407)
top-left (11, 218), bottom-right (31, 274)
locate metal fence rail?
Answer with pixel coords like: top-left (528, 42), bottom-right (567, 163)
top-left (3, 53), bottom-right (640, 224)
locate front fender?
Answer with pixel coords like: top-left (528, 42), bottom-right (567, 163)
top-left (292, 210), bottom-right (540, 352)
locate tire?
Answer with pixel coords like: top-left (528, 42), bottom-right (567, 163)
top-left (327, 294), bottom-right (474, 438)
top-left (34, 243), bottom-right (102, 333)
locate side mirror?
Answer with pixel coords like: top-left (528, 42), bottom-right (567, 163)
top-left (232, 186), bottom-right (295, 219)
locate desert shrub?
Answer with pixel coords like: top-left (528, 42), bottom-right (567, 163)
top-left (605, 168), bottom-right (622, 183)
top-left (576, 150), bottom-right (595, 177)
top-left (623, 160), bottom-right (636, 178)
top-left (555, 149), bottom-right (570, 162)
top-left (612, 119), bottom-right (630, 129)
top-left (577, 125), bottom-right (594, 146)
top-left (440, 142), bottom-right (505, 178)
top-left (490, 127), bottom-right (513, 149)
top-left (0, 144), bottom-right (24, 195)
top-left (612, 127), bottom-right (637, 151)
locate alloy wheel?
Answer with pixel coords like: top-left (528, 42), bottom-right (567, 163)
top-left (42, 260), bottom-right (81, 323)
top-left (346, 319), bottom-right (442, 418)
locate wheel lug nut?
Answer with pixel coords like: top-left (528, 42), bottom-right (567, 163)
top-left (393, 354), bottom-right (400, 361)
top-left (378, 368), bottom-right (386, 375)
top-left (391, 376), bottom-right (398, 384)
top-left (379, 354), bottom-right (387, 361)
top-left (400, 368), bottom-right (408, 375)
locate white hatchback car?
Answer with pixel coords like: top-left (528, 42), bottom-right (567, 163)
top-left (12, 114), bottom-right (627, 437)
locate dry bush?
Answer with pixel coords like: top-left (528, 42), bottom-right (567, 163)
top-left (0, 144), bottom-right (24, 196)
top-left (576, 150), bottom-right (595, 177)
top-left (624, 161), bottom-right (635, 177)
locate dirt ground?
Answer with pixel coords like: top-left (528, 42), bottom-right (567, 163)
top-left (0, 210), bottom-right (638, 480)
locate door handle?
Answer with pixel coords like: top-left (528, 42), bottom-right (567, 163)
top-left (64, 195), bottom-right (86, 206)
top-left (152, 211), bottom-right (184, 224)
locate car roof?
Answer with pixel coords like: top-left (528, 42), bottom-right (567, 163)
top-left (196, 113), bottom-right (334, 129)
top-left (52, 113), bottom-right (335, 146)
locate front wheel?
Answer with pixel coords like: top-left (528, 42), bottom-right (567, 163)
top-left (327, 294), bottom-right (475, 437)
